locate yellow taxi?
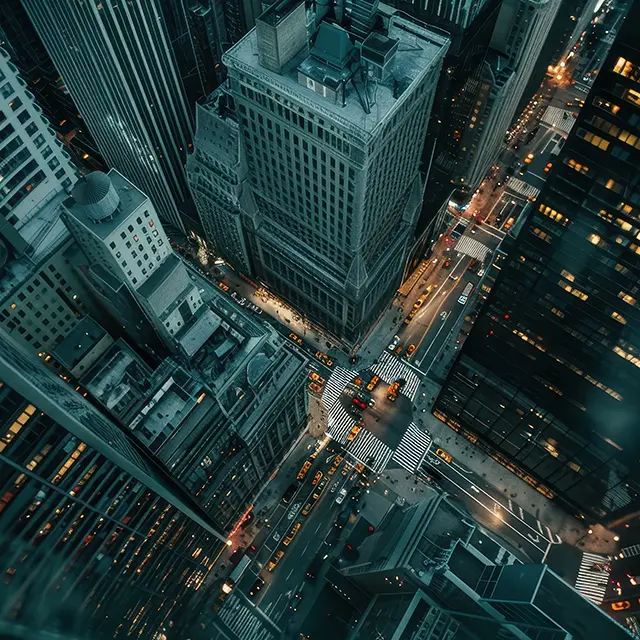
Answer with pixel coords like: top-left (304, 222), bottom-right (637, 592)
top-left (218, 282), bottom-right (229, 292)
top-left (544, 161), bottom-right (553, 173)
top-left (301, 501), bottom-right (314, 516)
top-left (524, 152), bottom-right (535, 164)
top-left (309, 371), bottom-right (325, 384)
top-left (405, 344), bottom-right (416, 360)
top-left (366, 375), bottom-right (380, 392)
top-left (283, 523), bottom-right (301, 546)
top-left (435, 448), bottom-right (453, 463)
top-left (308, 382), bottom-right (323, 394)
top-left (267, 550), bottom-right (285, 572)
top-left (297, 460), bottom-right (312, 480)
top-left (315, 351), bottom-right (333, 367)
top-left (311, 470), bottom-right (323, 485)
top-left (289, 332), bottom-right (303, 345)
top-left (347, 425), bottom-right (361, 441)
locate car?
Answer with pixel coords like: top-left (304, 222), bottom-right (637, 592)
top-left (309, 371), bottom-right (325, 384)
top-left (218, 282), bottom-right (229, 292)
top-left (366, 375), bottom-right (380, 392)
top-left (435, 448), bottom-right (453, 463)
top-left (282, 482), bottom-right (298, 504)
top-left (312, 471), bottom-right (323, 485)
top-left (346, 425), bottom-right (361, 442)
top-left (327, 455), bottom-right (343, 477)
top-left (308, 382), bottom-right (322, 393)
top-left (324, 526), bottom-right (342, 547)
top-left (405, 344), bottom-right (416, 359)
top-left (413, 298), bottom-right (424, 310)
top-left (297, 460), bottom-right (312, 480)
top-left (267, 550), bottom-right (285, 572)
top-left (351, 397), bottom-right (367, 411)
top-left (524, 152), bottom-right (535, 164)
top-left (443, 258), bottom-right (451, 268)
top-left (395, 344), bottom-right (403, 355)
top-left (335, 508), bottom-right (352, 528)
top-left (387, 381), bottom-right (400, 401)
top-left (283, 522), bottom-right (301, 546)
top-left (249, 576), bottom-right (265, 598)
top-left (301, 501), bottom-right (314, 516)
top-left (388, 335), bottom-right (400, 351)
top-left (289, 332), bottom-right (303, 345)
top-left (351, 489), bottom-right (363, 503)
top-left (544, 161), bottom-right (553, 173)
top-left (315, 351), bottom-right (333, 366)
top-left (335, 487), bottom-right (348, 505)
top-left (306, 553), bottom-right (327, 581)
top-left (290, 583), bottom-right (305, 611)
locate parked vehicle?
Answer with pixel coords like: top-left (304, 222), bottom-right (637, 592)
top-left (335, 488), bottom-right (348, 505)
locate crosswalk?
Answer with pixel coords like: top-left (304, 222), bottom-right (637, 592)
top-left (322, 366), bottom-right (357, 410)
top-left (347, 429), bottom-right (393, 473)
top-left (327, 403), bottom-right (357, 443)
top-left (506, 177), bottom-right (540, 201)
top-left (574, 552), bottom-right (610, 605)
top-left (391, 423), bottom-right (432, 473)
top-left (542, 106), bottom-right (576, 135)
top-left (370, 351), bottom-right (422, 401)
top-left (453, 235), bottom-right (490, 261)
top-left (217, 594), bottom-right (276, 639)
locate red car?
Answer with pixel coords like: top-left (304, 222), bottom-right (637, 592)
top-left (352, 397), bottom-right (367, 410)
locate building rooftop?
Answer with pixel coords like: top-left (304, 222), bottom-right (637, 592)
top-left (53, 316), bottom-right (109, 370)
top-left (136, 253), bottom-right (191, 309)
top-left (223, 11), bottom-right (449, 139)
top-left (178, 307), bottom-right (222, 357)
top-left (63, 170), bottom-right (148, 240)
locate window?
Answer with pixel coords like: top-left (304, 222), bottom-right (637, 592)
top-left (579, 129), bottom-right (610, 150)
top-left (588, 233), bottom-right (601, 245)
top-left (0, 83), bottom-right (13, 99)
top-left (567, 158), bottom-right (589, 174)
top-left (619, 291), bottom-right (636, 305)
top-left (612, 311), bottom-right (627, 324)
top-left (613, 57), bottom-right (640, 83)
top-left (538, 204), bottom-right (569, 225)
top-left (594, 96), bottom-right (620, 114)
top-left (561, 270), bottom-right (575, 282)
top-left (622, 87), bottom-right (640, 106)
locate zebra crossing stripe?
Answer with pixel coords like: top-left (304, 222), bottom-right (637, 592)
top-left (391, 423), bottom-right (432, 473)
top-left (506, 177), bottom-right (540, 200)
top-left (574, 552), bottom-right (610, 605)
top-left (370, 352), bottom-right (422, 401)
top-left (322, 367), bottom-right (357, 409)
top-left (218, 595), bottom-right (275, 639)
top-left (542, 105), bottom-right (576, 134)
top-left (453, 235), bottom-right (490, 261)
top-left (348, 429), bottom-right (393, 473)
top-left (327, 404), bottom-right (356, 443)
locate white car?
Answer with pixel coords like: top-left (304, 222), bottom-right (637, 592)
top-left (388, 335), bottom-right (400, 351)
top-left (335, 488), bottom-right (348, 505)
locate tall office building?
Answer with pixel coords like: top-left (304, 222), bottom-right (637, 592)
top-left (341, 493), bottom-right (633, 639)
top-left (0, 0), bottom-right (104, 170)
top-left (390, 0), bottom-right (502, 262)
top-left (0, 46), bottom-right (99, 357)
top-left (62, 170), bottom-right (214, 355)
top-left (20, 0), bottom-right (197, 231)
top-left (221, 1), bottom-right (449, 343)
top-left (0, 329), bottom-right (226, 639)
top-left (462, 0), bottom-right (561, 189)
top-left (434, 2), bottom-right (640, 522)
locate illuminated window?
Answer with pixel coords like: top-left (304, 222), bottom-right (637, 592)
top-left (538, 204), bottom-right (569, 225)
top-left (551, 307), bottom-right (565, 318)
top-left (594, 96), bottom-right (620, 114)
top-left (622, 87), bottom-right (640, 106)
top-left (579, 129), bottom-right (610, 150)
top-left (613, 57), bottom-right (640, 83)
top-left (567, 158), bottom-right (589, 174)
top-left (618, 129), bottom-right (640, 148)
top-left (614, 345), bottom-right (640, 369)
top-left (619, 291), bottom-right (636, 306)
top-left (618, 202), bottom-right (635, 215)
top-left (588, 233), bottom-right (601, 245)
top-left (559, 281), bottom-right (588, 300)
top-left (561, 269), bottom-right (575, 282)
top-left (532, 227), bottom-right (552, 243)
top-left (612, 311), bottom-right (627, 324)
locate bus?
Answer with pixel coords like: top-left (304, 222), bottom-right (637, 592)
top-left (224, 555), bottom-right (252, 590)
top-left (458, 282), bottom-right (474, 305)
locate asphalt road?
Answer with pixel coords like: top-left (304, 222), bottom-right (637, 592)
top-left (421, 451), bottom-right (562, 564)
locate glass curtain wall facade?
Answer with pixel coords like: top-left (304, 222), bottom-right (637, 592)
top-left (21, 0), bottom-right (195, 231)
top-left (0, 330), bottom-right (226, 638)
top-left (434, 3), bottom-right (640, 522)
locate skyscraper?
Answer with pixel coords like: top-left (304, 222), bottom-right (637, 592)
top-left (0, 329), bottom-right (226, 639)
top-left (434, 2), bottom-right (640, 522)
top-left (20, 0), bottom-right (196, 230)
top-left (390, 0), bottom-right (502, 262)
top-left (221, 1), bottom-right (449, 343)
top-left (462, 0), bottom-right (561, 189)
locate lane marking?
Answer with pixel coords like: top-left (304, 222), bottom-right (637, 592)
top-left (430, 452), bottom-right (560, 544)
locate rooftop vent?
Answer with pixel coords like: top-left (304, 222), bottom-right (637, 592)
top-left (71, 172), bottom-right (120, 222)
